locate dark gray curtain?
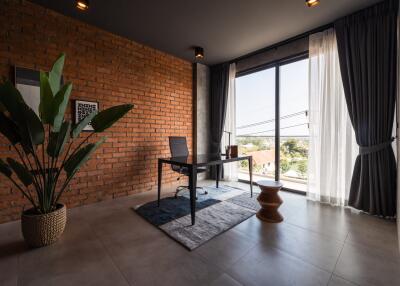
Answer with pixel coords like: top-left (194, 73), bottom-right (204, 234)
top-left (209, 63), bottom-right (230, 179)
top-left (334, 0), bottom-right (398, 217)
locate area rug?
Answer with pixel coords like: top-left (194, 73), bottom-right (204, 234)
top-left (134, 185), bottom-right (260, 250)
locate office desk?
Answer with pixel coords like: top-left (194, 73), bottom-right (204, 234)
top-left (157, 154), bottom-right (253, 225)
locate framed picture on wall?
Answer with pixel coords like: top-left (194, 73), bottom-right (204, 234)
top-left (14, 67), bottom-right (41, 116)
top-left (14, 66), bottom-right (64, 116)
top-left (74, 100), bottom-right (99, 131)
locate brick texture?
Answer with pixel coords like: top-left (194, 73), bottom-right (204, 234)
top-left (0, 0), bottom-right (193, 223)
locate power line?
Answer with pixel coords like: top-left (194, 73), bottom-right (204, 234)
top-left (239, 123), bottom-right (309, 136)
top-left (237, 110), bottom-right (308, 129)
top-left (237, 135), bottom-right (309, 138)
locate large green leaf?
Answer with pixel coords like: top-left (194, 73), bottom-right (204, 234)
top-left (39, 54), bottom-right (68, 127)
top-left (0, 80), bottom-right (25, 121)
top-left (48, 53), bottom-right (65, 95)
top-left (39, 72), bottom-right (54, 124)
top-left (64, 137), bottom-right (106, 179)
top-left (19, 104), bottom-right (45, 147)
top-left (0, 158), bottom-right (12, 178)
top-left (71, 110), bottom-right (97, 138)
top-left (47, 121), bottom-right (71, 158)
top-left (52, 83), bottom-right (72, 132)
top-left (0, 80), bottom-right (44, 148)
top-left (0, 112), bottom-right (21, 145)
top-left (91, 104), bottom-right (133, 132)
top-left (7, 158), bottom-right (33, 187)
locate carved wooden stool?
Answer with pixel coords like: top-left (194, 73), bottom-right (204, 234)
top-left (256, 180), bottom-right (283, 223)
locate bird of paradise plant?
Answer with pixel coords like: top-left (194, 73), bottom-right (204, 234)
top-left (0, 53), bottom-right (133, 214)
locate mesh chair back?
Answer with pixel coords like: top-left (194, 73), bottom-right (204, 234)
top-left (168, 136), bottom-right (189, 173)
top-left (169, 136), bottom-right (189, 157)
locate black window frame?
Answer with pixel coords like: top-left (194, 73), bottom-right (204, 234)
top-left (235, 52), bottom-right (309, 195)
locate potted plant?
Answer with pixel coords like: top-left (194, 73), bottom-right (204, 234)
top-left (0, 54), bottom-right (133, 247)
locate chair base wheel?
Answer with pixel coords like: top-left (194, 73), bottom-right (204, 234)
top-left (174, 186), bottom-right (207, 199)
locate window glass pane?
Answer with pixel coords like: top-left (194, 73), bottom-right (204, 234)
top-left (279, 59), bottom-right (309, 191)
top-left (236, 67), bottom-right (276, 182)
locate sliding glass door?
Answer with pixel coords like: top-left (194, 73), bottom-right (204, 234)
top-left (279, 59), bottom-right (309, 192)
top-left (235, 56), bottom-right (309, 192)
top-left (236, 67), bottom-right (276, 182)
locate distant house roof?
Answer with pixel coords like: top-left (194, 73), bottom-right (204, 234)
top-left (247, 150), bottom-right (275, 165)
top-left (242, 143), bottom-right (254, 148)
top-left (283, 170), bottom-right (299, 178)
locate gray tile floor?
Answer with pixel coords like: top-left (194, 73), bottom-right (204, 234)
top-left (0, 181), bottom-right (398, 286)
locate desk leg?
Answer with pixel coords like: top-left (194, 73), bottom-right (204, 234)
top-left (189, 166), bottom-right (197, 225)
top-left (158, 160), bottom-right (162, 207)
top-left (216, 164), bottom-right (220, 188)
top-left (248, 157), bottom-right (253, 197)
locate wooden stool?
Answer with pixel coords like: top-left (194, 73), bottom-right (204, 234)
top-left (256, 180), bottom-right (283, 223)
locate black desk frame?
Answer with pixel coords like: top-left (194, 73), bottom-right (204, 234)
top-left (157, 155), bottom-right (253, 225)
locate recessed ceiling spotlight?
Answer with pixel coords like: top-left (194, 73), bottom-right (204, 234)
top-left (76, 0), bottom-right (89, 11)
top-left (306, 0), bottom-right (320, 7)
top-left (195, 47), bottom-right (204, 60)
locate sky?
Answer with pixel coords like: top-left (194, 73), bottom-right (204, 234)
top-left (236, 59), bottom-right (309, 137)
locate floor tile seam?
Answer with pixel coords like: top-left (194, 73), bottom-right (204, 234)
top-left (194, 251), bottom-right (228, 274)
top-left (261, 239), bottom-right (338, 275)
top-left (329, 232), bottom-right (349, 285)
top-left (224, 240), bottom-right (265, 275)
top-left (283, 219), bottom-right (347, 243)
top-left (210, 273), bottom-right (246, 286)
top-left (202, 236), bottom-right (261, 272)
top-left (330, 273), bottom-right (362, 286)
top-left (88, 223), bottom-right (134, 286)
top-left (229, 239), bottom-right (333, 279)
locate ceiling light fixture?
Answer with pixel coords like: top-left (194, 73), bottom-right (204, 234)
top-left (195, 47), bottom-right (204, 60)
top-left (306, 0), bottom-right (320, 7)
top-left (76, 0), bottom-right (89, 11)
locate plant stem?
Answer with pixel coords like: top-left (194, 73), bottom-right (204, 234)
top-left (9, 176), bottom-right (38, 210)
top-left (50, 146), bottom-right (61, 209)
top-left (53, 175), bottom-right (74, 205)
top-left (13, 145), bottom-right (41, 192)
top-left (12, 145), bottom-right (43, 207)
top-left (52, 133), bottom-right (94, 206)
top-left (46, 127), bottom-right (53, 212)
top-left (70, 132), bottom-right (95, 160)
top-left (25, 150), bottom-right (43, 190)
top-left (27, 152), bottom-right (44, 208)
top-left (31, 146), bottom-right (46, 212)
top-left (51, 141), bottom-right (72, 206)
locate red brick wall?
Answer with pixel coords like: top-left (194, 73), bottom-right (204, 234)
top-left (0, 1), bottom-right (193, 223)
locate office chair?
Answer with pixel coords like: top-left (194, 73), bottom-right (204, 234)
top-left (168, 136), bottom-right (208, 199)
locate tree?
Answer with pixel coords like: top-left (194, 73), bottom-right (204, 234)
top-left (280, 158), bottom-right (290, 173)
top-left (240, 160), bottom-right (248, 169)
top-left (297, 160), bottom-right (308, 178)
top-left (281, 139), bottom-right (308, 158)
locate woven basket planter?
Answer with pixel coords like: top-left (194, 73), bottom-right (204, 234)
top-left (21, 204), bottom-right (67, 248)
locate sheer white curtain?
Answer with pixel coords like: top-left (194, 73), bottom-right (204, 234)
top-left (307, 29), bottom-right (358, 206)
top-left (221, 63), bottom-right (238, 181)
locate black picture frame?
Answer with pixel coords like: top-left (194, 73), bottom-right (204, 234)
top-left (14, 66), bottom-right (41, 115)
top-left (73, 99), bottom-right (99, 132)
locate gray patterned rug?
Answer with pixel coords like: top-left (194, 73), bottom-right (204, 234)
top-left (134, 185), bottom-right (260, 250)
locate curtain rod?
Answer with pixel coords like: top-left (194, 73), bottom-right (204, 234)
top-left (229, 22), bottom-right (334, 64)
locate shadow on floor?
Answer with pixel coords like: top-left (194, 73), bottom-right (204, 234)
top-left (0, 240), bottom-right (29, 259)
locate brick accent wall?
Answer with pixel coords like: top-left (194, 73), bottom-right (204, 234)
top-left (0, 1), bottom-right (193, 223)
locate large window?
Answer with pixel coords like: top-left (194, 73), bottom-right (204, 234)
top-left (236, 57), bottom-right (309, 192)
